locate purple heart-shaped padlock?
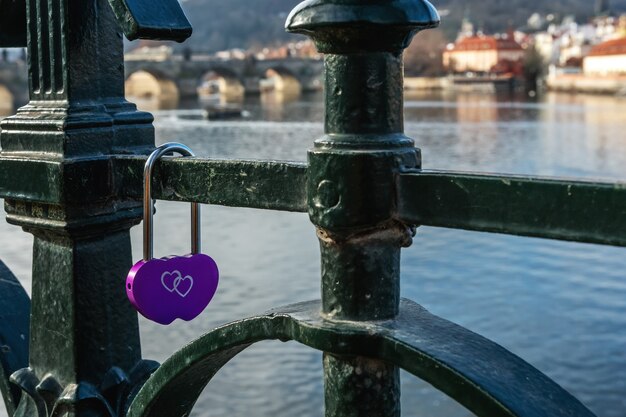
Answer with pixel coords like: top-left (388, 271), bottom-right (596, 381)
top-left (126, 143), bottom-right (220, 325)
top-left (126, 254), bottom-right (219, 325)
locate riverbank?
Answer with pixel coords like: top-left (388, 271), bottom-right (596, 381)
top-left (406, 74), bottom-right (626, 96)
top-left (404, 77), bottom-right (451, 91)
top-left (405, 75), bottom-right (520, 93)
top-left (547, 75), bottom-right (626, 95)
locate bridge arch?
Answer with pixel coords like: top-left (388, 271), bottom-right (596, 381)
top-left (0, 84), bottom-right (14, 116)
top-left (198, 68), bottom-right (245, 101)
top-left (125, 69), bottom-right (179, 110)
top-left (260, 67), bottom-right (302, 100)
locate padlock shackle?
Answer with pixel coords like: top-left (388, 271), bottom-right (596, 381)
top-left (143, 143), bottom-right (200, 261)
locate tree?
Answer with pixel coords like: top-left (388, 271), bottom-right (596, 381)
top-left (523, 45), bottom-right (546, 92)
top-left (403, 29), bottom-right (449, 77)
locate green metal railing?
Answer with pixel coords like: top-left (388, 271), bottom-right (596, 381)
top-left (0, 0), bottom-right (620, 416)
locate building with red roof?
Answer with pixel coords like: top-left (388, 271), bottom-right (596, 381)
top-left (584, 37), bottom-right (626, 75)
top-left (443, 35), bottom-right (525, 75)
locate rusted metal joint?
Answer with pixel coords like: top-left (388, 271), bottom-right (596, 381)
top-left (308, 148), bottom-right (420, 232)
top-left (315, 220), bottom-right (415, 249)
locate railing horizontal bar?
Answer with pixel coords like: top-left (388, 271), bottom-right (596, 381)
top-left (0, 157), bottom-right (309, 212)
top-left (397, 170), bottom-right (626, 247)
top-left (114, 156), bottom-right (308, 213)
top-left (0, 157), bottom-right (110, 204)
top-left (0, 158), bottom-right (60, 202)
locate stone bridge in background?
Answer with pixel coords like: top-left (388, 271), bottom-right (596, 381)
top-left (0, 57), bottom-right (324, 113)
top-left (0, 61), bottom-right (28, 114)
top-left (123, 57), bottom-right (324, 101)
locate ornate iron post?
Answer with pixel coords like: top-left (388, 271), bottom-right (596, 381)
top-left (0, 0), bottom-right (191, 415)
top-left (287, 1), bottom-right (439, 415)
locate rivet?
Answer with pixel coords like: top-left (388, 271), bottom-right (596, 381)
top-left (316, 180), bottom-right (340, 209)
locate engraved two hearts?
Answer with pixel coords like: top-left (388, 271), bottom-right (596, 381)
top-left (127, 253), bottom-right (218, 324)
top-left (161, 270), bottom-right (193, 298)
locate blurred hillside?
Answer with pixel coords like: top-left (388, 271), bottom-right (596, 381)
top-left (436, 0), bottom-right (626, 38)
top-left (177, 0), bottom-right (626, 52)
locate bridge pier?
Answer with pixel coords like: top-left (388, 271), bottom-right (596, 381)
top-left (0, 84), bottom-right (13, 116)
top-left (123, 57), bottom-right (323, 104)
top-left (0, 61), bottom-right (28, 112)
top-left (125, 70), bottom-right (180, 110)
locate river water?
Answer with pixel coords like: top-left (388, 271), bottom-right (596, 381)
top-left (1, 91), bottom-right (625, 416)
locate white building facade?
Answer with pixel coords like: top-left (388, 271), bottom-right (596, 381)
top-left (584, 38), bottom-right (626, 75)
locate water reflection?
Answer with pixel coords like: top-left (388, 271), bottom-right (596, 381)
top-left (402, 91), bottom-right (626, 181)
top-left (130, 96), bottom-right (179, 111)
top-left (1, 92), bottom-right (626, 417)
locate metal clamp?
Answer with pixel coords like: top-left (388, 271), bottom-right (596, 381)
top-left (143, 143), bottom-right (200, 261)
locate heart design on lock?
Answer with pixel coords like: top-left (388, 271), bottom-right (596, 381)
top-left (161, 270), bottom-right (194, 297)
top-left (127, 254), bottom-right (218, 325)
top-left (125, 143), bottom-right (220, 325)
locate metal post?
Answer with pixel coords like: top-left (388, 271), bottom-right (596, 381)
top-left (287, 0), bottom-right (439, 415)
top-left (0, 0), bottom-right (155, 415)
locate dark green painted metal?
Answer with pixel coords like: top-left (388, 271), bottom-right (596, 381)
top-left (126, 300), bottom-right (595, 417)
top-left (286, 0), bottom-right (440, 53)
top-left (323, 53), bottom-right (406, 136)
top-left (0, 158), bottom-right (114, 205)
top-left (0, 159), bottom-right (63, 205)
top-left (286, 1), bottom-right (438, 415)
top-left (0, 157), bottom-right (308, 212)
top-left (4, 156), bottom-right (626, 246)
top-left (9, 360), bottom-right (159, 417)
top-left (323, 354), bottom-right (400, 416)
top-left (0, 0), bottom-right (162, 415)
top-left (113, 157), bottom-right (308, 213)
top-left (0, 0), bottom-right (26, 47)
top-left (398, 170), bottom-right (626, 247)
top-left (107, 0), bottom-right (192, 42)
top-left (0, 261), bottom-right (30, 416)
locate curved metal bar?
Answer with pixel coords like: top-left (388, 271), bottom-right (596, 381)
top-left (0, 260), bottom-right (30, 416)
top-left (143, 143), bottom-right (199, 261)
top-left (127, 299), bottom-right (595, 417)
